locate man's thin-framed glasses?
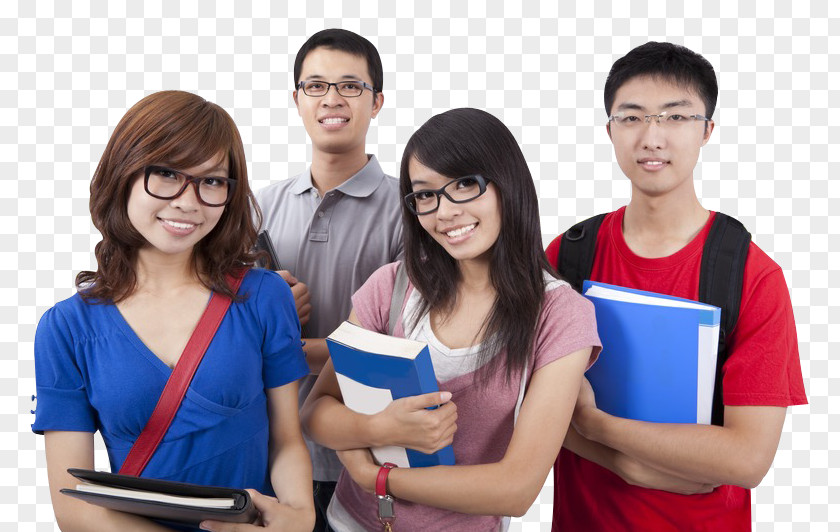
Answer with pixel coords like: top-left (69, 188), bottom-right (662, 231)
top-left (296, 80), bottom-right (376, 98)
top-left (144, 166), bottom-right (236, 207)
top-left (608, 111), bottom-right (709, 130)
top-left (404, 174), bottom-right (490, 216)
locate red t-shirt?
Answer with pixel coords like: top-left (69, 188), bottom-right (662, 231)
top-left (546, 207), bottom-right (807, 531)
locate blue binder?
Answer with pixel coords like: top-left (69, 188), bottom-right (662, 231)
top-left (582, 281), bottom-right (721, 424)
top-left (327, 321), bottom-right (456, 467)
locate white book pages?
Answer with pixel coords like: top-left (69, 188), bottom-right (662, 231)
top-left (74, 484), bottom-right (235, 509)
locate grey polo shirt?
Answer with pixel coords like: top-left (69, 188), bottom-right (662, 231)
top-left (255, 155), bottom-right (404, 481)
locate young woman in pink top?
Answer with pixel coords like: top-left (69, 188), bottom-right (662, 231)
top-left (302, 108), bottom-right (601, 531)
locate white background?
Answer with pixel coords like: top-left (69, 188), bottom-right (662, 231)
top-left (2, 1), bottom-right (835, 530)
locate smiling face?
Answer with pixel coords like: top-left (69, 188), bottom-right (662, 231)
top-left (409, 157), bottom-right (502, 266)
top-left (127, 154), bottom-right (228, 262)
top-left (293, 47), bottom-right (383, 158)
top-left (608, 76), bottom-right (714, 200)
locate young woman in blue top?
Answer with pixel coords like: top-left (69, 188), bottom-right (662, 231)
top-left (32, 91), bottom-right (315, 532)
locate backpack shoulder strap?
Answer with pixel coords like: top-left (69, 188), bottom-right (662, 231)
top-left (698, 212), bottom-right (751, 426)
top-left (556, 213), bottom-right (608, 293)
top-left (388, 261), bottom-right (409, 335)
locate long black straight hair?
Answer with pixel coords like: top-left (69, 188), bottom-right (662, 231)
top-left (399, 108), bottom-right (558, 381)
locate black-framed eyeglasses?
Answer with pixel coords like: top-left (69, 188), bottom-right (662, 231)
top-left (404, 174), bottom-right (490, 216)
top-left (296, 80), bottom-right (376, 98)
top-left (144, 166), bottom-right (236, 207)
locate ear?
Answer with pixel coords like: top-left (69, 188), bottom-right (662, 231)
top-left (292, 90), bottom-right (300, 114)
top-left (606, 122), bottom-right (613, 142)
top-left (371, 91), bottom-right (384, 119)
top-left (701, 119), bottom-right (715, 146)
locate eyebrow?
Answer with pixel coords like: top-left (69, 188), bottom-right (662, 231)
top-left (161, 164), bottom-right (229, 176)
top-left (303, 74), bottom-right (365, 81)
top-left (615, 99), bottom-right (696, 112)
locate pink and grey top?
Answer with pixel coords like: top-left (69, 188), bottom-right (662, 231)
top-left (328, 261), bottom-right (601, 531)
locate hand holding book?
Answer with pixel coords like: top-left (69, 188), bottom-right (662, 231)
top-left (326, 321), bottom-right (457, 467)
top-left (372, 390), bottom-right (457, 455)
top-left (200, 489), bottom-right (315, 532)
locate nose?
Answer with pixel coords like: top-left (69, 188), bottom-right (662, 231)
top-left (169, 183), bottom-right (201, 211)
top-left (640, 117), bottom-right (666, 151)
top-left (320, 85), bottom-right (345, 106)
top-left (435, 194), bottom-right (462, 219)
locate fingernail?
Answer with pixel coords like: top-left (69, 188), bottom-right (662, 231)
top-left (440, 391), bottom-right (452, 402)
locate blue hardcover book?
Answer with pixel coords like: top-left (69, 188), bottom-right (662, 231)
top-left (326, 321), bottom-right (456, 468)
top-left (582, 281), bottom-right (721, 424)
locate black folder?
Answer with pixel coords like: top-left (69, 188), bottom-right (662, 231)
top-left (61, 468), bottom-right (258, 525)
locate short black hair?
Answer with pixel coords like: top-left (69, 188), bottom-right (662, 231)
top-left (604, 41), bottom-right (718, 119)
top-left (293, 29), bottom-right (384, 92)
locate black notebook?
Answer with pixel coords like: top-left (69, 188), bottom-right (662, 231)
top-left (61, 469), bottom-right (258, 525)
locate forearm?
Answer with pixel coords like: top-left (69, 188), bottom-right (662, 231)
top-left (46, 432), bottom-right (173, 531)
top-left (54, 500), bottom-right (174, 532)
top-left (302, 338), bottom-right (329, 375)
top-left (301, 393), bottom-right (384, 450)
top-left (564, 427), bottom-right (716, 494)
top-left (394, 462), bottom-right (544, 517)
top-left (269, 439), bottom-right (314, 512)
top-left (579, 406), bottom-right (783, 488)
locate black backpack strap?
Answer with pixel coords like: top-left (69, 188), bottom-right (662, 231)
top-left (698, 212), bottom-right (751, 426)
top-left (556, 213), bottom-right (607, 293)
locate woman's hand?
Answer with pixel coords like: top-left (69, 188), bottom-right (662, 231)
top-left (372, 391), bottom-right (458, 453)
top-left (199, 489), bottom-right (315, 532)
top-left (336, 448), bottom-right (379, 494)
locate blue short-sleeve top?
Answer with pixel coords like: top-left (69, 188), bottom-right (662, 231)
top-left (32, 268), bottom-right (308, 493)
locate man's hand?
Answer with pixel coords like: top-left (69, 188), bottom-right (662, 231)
top-left (571, 377), bottom-right (601, 439)
top-left (200, 489), bottom-right (315, 532)
top-left (276, 270), bottom-right (311, 326)
top-left (613, 452), bottom-right (718, 495)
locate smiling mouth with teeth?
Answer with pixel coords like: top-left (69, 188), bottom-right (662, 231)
top-left (445, 223), bottom-right (476, 238)
top-left (320, 118), bottom-right (349, 124)
top-left (162, 220), bottom-right (196, 229)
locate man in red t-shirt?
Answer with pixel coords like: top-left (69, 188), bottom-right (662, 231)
top-left (547, 42), bottom-right (807, 531)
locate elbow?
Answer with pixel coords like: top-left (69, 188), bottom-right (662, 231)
top-left (507, 500), bottom-right (535, 518)
top-left (504, 490), bottom-right (540, 518)
top-left (299, 401), bottom-right (314, 439)
top-left (729, 452), bottom-right (774, 490)
top-left (735, 461), bottom-right (771, 490)
top-left (493, 471), bottom-right (544, 517)
top-left (54, 510), bottom-right (88, 532)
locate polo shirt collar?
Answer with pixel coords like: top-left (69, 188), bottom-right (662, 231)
top-left (290, 155), bottom-right (386, 198)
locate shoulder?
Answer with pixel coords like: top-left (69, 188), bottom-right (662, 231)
top-left (360, 261), bottom-right (402, 293)
top-left (240, 268), bottom-right (293, 301)
top-left (539, 273), bottom-right (599, 338)
top-left (542, 274), bottom-right (595, 317)
top-left (36, 292), bottom-right (104, 345)
top-left (531, 273), bottom-right (601, 369)
top-left (369, 172), bottom-right (402, 203)
top-left (254, 175), bottom-right (303, 206)
top-left (743, 241), bottom-right (784, 283)
top-left (545, 209), bottom-right (621, 267)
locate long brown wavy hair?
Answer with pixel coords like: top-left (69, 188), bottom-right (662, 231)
top-left (76, 90), bottom-right (261, 302)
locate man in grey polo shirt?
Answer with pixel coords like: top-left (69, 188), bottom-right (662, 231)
top-left (255, 29), bottom-right (403, 531)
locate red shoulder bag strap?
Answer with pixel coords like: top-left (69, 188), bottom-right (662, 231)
top-left (119, 271), bottom-right (246, 477)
